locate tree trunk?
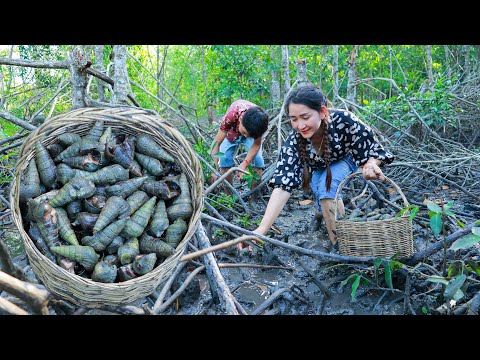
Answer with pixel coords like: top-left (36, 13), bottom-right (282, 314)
top-left (281, 45), bottom-right (291, 95)
top-left (111, 45), bottom-right (129, 105)
top-left (346, 45), bottom-right (359, 111)
top-left (270, 46), bottom-right (280, 108)
top-left (463, 45), bottom-right (470, 81)
top-left (296, 59), bottom-right (307, 86)
top-left (318, 46), bottom-right (327, 90)
top-left (332, 45), bottom-right (339, 102)
top-left (426, 45), bottom-right (434, 89)
top-left (67, 46), bottom-right (89, 109)
top-left (94, 45), bottom-right (107, 103)
top-left (201, 45), bottom-right (215, 124)
top-left (444, 45), bottom-right (451, 81)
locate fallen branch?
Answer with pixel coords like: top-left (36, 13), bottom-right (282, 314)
top-left (195, 222), bottom-right (239, 315)
top-left (0, 270), bottom-right (50, 315)
top-left (0, 296), bottom-right (29, 315)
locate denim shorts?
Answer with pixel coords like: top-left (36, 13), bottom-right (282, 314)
top-left (219, 136), bottom-right (265, 168)
top-left (311, 154), bottom-right (359, 212)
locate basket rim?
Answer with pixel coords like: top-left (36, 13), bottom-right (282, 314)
top-left (333, 170), bottom-right (410, 220)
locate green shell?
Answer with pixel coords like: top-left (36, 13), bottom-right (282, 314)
top-left (117, 238), bottom-right (140, 265)
top-left (35, 141), bottom-right (57, 189)
top-left (125, 191), bottom-right (149, 215)
top-left (19, 159), bottom-right (42, 203)
top-left (139, 233), bottom-right (175, 258)
top-left (132, 253), bottom-right (157, 276)
top-left (48, 177), bottom-right (96, 208)
top-left (81, 218), bottom-right (128, 252)
top-left (164, 218), bottom-right (188, 249)
top-left (91, 260), bottom-right (117, 283)
top-left (148, 199), bottom-right (169, 237)
top-left (117, 263), bottom-right (137, 282)
top-left (136, 134), bottom-right (174, 163)
top-left (121, 196), bottom-right (157, 239)
top-left (106, 236), bottom-right (125, 255)
top-left (93, 196), bottom-right (130, 233)
top-left (55, 207), bottom-right (79, 245)
top-left (83, 164), bottom-right (129, 185)
top-left (105, 176), bottom-right (149, 198)
top-left (50, 245), bottom-right (100, 271)
top-left (167, 173), bottom-right (193, 222)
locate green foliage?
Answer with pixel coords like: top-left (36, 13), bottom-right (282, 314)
top-left (340, 272), bottom-right (370, 301)
top-left (211, 193), bottom-right (237, 211)
top-left (234, 213), bottom-right (253, 227)
top-left (193, 137), bottom-right (215, 181)
top-left (242, 164), bottom-right (260, 189)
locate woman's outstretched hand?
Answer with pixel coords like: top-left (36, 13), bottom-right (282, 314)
top-left (362, 161), bottom-right (386, 181)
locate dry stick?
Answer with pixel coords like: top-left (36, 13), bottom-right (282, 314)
top-left (195, 223), bottom-right (239, 315)
top-left (297, 260), bottom-right (332, 299)
top-left (0, 194), bottom-right (10, 208)
top-left (218, 263), bottom-right (294, 271)
top-left (0, 270), bottom-right (50, 315)
top-left (0, 109), bottom-right (37, 131)
top-left (154, 265), bottom-right (206, 314)
top-left (389, 163), bottom-right (480, 203)
top-left (452, 291), bottom-right (480, 315)
top-left (0, 296), bottom-right (29, 315)
top-left (201, 213), bottom-right (375, 264)
top-left (0, 235), bottom-right (25, 280)
top-left (404, 223), bottom-right (475, 266)
top-left (180, 235), bottom-right (261, 262)
top-left (197, 154), bottom-right (251, 213)
top-left (0, 132), bottom-right (28, 147)
top-left (31, 78), bottom-right (69, 120)
top-left (0, 141), bottom-right (24, 155)
top-left (204, 167), bottom-right (249, 195)
top-left (251, 287), bottom-right (290, 315)
top-left (403, 272), bottom-right (416, 315)
top-left (153, 248), bottom-right (189, 312)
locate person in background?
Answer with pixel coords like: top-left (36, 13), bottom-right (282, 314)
top-left (249, 84), bottom-right (395, 251)
top-left (210, 99), bottom-right (269, 202)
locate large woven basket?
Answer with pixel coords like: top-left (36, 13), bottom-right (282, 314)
top-left (334, 171), bottom-right (413, 259)
top-left (10, 107), bottom-right (204, 307)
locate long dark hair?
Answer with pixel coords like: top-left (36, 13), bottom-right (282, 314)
top-left (285, 84), bottom-right (332, 192)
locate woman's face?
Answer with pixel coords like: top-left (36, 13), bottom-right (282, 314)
top-left (289, 103), bottom-right (326, 139)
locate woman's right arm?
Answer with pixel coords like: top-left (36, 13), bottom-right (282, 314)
top-left (253, 187), bottom-right (291, 235)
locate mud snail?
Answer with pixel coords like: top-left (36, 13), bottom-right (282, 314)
top-left (17, 121), bottom-right (195, 285)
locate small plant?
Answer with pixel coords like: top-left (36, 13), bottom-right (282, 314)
top-left (340, 272), bottom-right (370, 301)
top-left (373, 257), bottom-right (404, 291)
top-left (211, 193), bottom-right (237, 211)
top-left (241, 164), bottom-right (260, 189)
top-left (234, 213), bottom-right (253, 227)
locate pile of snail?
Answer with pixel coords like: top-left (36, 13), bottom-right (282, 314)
top-left (18, 120), bottom-right (193, 283)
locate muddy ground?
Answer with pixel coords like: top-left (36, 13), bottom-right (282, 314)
top-left (3, 185), bottom-right (472, 316)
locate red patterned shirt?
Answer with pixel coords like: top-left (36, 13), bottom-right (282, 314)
top-left (219, 99), bottom-right (257, 142)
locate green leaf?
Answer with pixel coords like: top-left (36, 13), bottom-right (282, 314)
top-left (351, 275), bottom-right (361, 300)
top-left (390, 260), bottom-right (404, 271)
top-left (396, 205), bottom-right (413, 217)
top-left (427, 201), bottom-right (442, 214)
top-left (443, 201), bottom-right (454, 211)
top-left (444, 209), bottom-right (456, 217)
top-left (373, 257), bottom-right (383, 272)
top-left (213, 152), bottom-right (224, 158)
top-left (421, 306), bottom-right (428, 315)
top-left (444, 274), bottom-right (466, 301)
top-left (430, 213), bottom-right (442, 237)
top-left (410, 206), bottom-right (419, 223)
top-left (465, 261), bottom-right (480, 275)
top-left (340, 274), bottom-right (357, 288)
top-left (449, 234), bottom-right (480, 251)
top-left (426, 277), bottom-right (449, 285)
top-left (383, 260), bottom-right (393, 291)
top-left (447, 261), bottom-right (463, 278)
top-left (452, 289), bottom-right (465, 302)
top-left (456, 220), bottom-right (465, 229)
top-left (472, 227), bottom-right (480, 236)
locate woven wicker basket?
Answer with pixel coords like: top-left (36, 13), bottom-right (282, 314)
top-left (10, 106), bottom-right (204, 307)
top-left (334, 171), bottom-right (413, 259)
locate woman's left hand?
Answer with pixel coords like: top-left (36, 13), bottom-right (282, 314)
top-left (362, 161), bottom-right (386, 181)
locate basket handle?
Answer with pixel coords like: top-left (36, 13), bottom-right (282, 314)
top-left (333, 171), bottom-right (410, 220)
